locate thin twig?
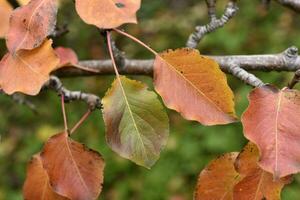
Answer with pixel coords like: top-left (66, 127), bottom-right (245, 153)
top-left (226, 64), bottom-right (264, 87)
top-left (186, 0), bottom-right (239, 48)
top-left (288, 69), bottom-right (300, 88)
top-left (50, 24), bottom-right (69, 38)
top-left (11, 93), bottom-right (37, 113)
top-left (274, 0), bottom-right (300, 12)
top-left (44, 76), bottom-right (102, 110)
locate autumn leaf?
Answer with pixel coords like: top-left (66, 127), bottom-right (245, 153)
top-left (194, 153), bottom-right (241, 200)
top-left (17, 0), bottom-right (30, 5)
top-left (23, 154), bottom-right (69, 200)
top-left (233, 143), bottom-right (292, 200)
top-left (0, 39), bottom-right (59, 95)
top-left (153, 48), bottom-right (237, 126)
top-left (75, 0), bottom-right (141, 29)
top-left (18, 0), bottom-right (63, 6)
top-left (242, 85), bottom-right (300, 178)
top-left (41, 132), bottom-right (105, 200)
top-left (6, 0), bottom-right (58, 53)
top-left (0, 0), bottom-right (13, 38)
top-left (55, 47), bottom-right (78, 67)
top-left (102, 76), bottom-right (169, 168)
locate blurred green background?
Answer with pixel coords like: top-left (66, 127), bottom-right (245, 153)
top-left (1, 0), bottom-right (300, 199)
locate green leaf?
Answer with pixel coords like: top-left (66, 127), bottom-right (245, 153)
top-left (102, 76), bottom-right (169, 168)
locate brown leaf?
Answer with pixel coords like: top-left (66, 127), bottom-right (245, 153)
top-left (6, 0), bottom-right (57, 53)
top-left (242, 85), bottom-right (300, 178)
top-left (23, 154), bottom-right (69, 200)
top-left (0, 0), bottom-right (13, 38)
top-left (0, 39), bottom-right (59, 95)
top-left (194, 153), bottom-right (241, 200)
top-left (75, 0), bottom-right (141, 29)
top-left (41, 132), bottom-right (105, 200)
top-left (154, 48), bottom-right (237, 126)
top-left (233, 143), bottom-right (292, 200)
top-left (54, 47), bottom-right (78, 67)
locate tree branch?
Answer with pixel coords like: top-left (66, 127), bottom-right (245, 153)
top-left (186, 0), bottom-right (239, 48)
top-left (275, 0), bottom-right (300, 12)
top-left (44, 76), bottom-right (101, 110)
top-left (53, 47), bottom-right (300, 87)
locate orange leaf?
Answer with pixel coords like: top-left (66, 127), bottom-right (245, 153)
top-left (6, 0), bottom-right (58, 53)
top-left (0, 39), bottom-right (59, 95)
top-left (233, 143), bottom-right (291, 200)
top-left (154, 48), bottom-right (237, 125)
top-left (55, 47), bottom-right (78, 67)
top-left (41, 132), bottom-right (105, 200)
top-left (23, 154), bottom-right (69, 200)
top-left (194, 153), bottom-right (241, 200)
top-left (0, 0), bottom-right (13, 38)
top-left (75, 0), bottom-right (141, 29)
top-left (242, 85), bottom-right (300, 178)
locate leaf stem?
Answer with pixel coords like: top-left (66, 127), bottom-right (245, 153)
top-left (107, 31), bottom-right (121, 76)
top-left (70, 109), bottom-right (92, 134)
top-left (113, 28), bottom-right (158, 56)
top-left (61, 94), bottom-right (68, 133)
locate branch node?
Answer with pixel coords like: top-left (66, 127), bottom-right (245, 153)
top-left (284, 46), bottom-right (298, 58)
top-left (282, 46), bottom-right (299, 71)
top-left (44, 76), bottom-right (102, 111)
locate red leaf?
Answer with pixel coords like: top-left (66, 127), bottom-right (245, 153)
top-left (41, 132), bottom-right (105, 200)
top-left (75, 0), bottom-right (141, 29)
top-left (234, 143), bottom-right (291, 199)
top-left (54, 47), bottom-right (78, 67)
top-left (0, 0), bottom-right (13, 38)
top-left (242, 85), bottom-right (300, 178)
top-left (23, 154), bottom-right (69, 200)
top-left (6, 0), bottom-right (57, 53)
top-left (0, 39), bottom-right (59, 95)
top-left (154, 48), bottom-right (237, 125)
top-left (194, 153), bottom-right (241, 200)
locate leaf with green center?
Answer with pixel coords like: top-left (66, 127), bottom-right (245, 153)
top-left (102, 76), bottom-right (169, 168)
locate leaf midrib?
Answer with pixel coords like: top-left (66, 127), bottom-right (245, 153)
top-left (253, 171), bottom-right (265, 200)
top-left (15, 0), bottom-right (47, 51)
top-left (274, 90), bottom-right (283, 176)
top-left (64, 136), bottom-right (90, 195)
top-left (161, 56), bottom-right (232, 116)
top-left (116, 77), bottom-right (148, 161)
